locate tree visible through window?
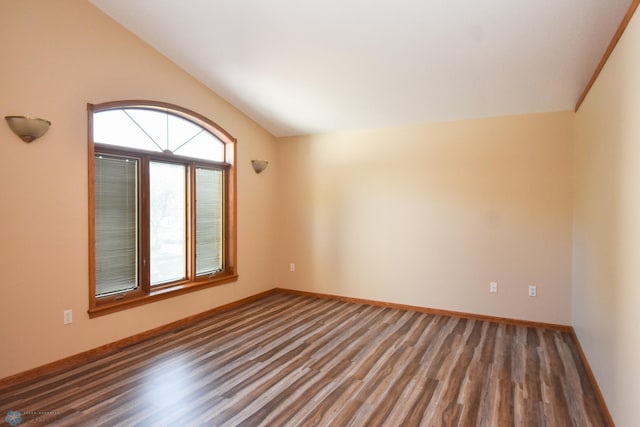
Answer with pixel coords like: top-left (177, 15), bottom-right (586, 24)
top-left (88, 101), bottom-right (237, 316)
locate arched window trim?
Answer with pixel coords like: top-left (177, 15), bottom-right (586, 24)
top-left (87, 100), bottom-right (238, 318)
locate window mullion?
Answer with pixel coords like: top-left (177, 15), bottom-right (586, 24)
top-left (140, 156), bottom-right (151, 293)
top-left (187, 163), bottom-right (196, 281)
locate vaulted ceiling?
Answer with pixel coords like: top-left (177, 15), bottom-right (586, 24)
top-left (90, 0), bottom-right (632, 137)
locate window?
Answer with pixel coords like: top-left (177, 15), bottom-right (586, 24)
top-left (88, 101), bottom-right (237, 317)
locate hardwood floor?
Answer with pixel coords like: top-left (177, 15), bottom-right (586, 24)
top-left (0, 292), bottom-right (608, 426)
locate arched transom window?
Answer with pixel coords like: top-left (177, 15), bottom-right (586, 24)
top-left (93, 107), bottom-right (225, 161)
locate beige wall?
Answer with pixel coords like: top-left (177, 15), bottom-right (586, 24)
top-left (573, 9), bottom-right (640, 426)
top-left (277, 112), bottom-right (574, 324)
top-left (0, 0), bottom-right (278, 379)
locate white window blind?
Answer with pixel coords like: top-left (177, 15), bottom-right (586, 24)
top-left (94, 155), bottom-right (139, 296)
top-left (195, 167), bottom-right (223, 275)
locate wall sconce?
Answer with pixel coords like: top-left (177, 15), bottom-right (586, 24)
top-left (5, 116), bottom-right (52, 143)
top-left (251, 159), bottom-right (269, 174)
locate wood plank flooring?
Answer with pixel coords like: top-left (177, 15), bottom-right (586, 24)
top-left (0, 292), bottom-right (608, 426)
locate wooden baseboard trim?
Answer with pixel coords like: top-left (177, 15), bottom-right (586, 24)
top-left (274, 288), bottom-right (573, 332)
top-left (0, 289), bottom-right (277, 390)
top-left (569, 328), bottom-right (615, 427)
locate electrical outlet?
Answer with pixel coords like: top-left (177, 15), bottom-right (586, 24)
top-left (528, 286), bottom-right (537, 297)
top-left (63, 309), bottom-right (73, 325)
top-left (489, 282), bottom-right (498, 293)
top-left (289, 263), bottom-right (295, 272)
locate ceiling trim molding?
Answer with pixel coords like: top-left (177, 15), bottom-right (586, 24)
top-left (575, 0), bottom-right (640, 111)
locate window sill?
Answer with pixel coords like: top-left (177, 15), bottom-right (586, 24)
top-left (88, 273), bottom-right (239, 318)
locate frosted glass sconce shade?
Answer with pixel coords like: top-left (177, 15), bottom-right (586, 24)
top-left (5, 116), bottom-right (51, 142)
top-left (251, 159), bottom-right (269, 174)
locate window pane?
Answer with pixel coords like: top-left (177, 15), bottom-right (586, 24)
top-left (93, 110), bottom-right (163, 153)
top-left (94, 155), bottom-right (138, 296)
top-left (174, 132), bottom-right (225, 162)
top-left (124, 109), bottom-right (167, 151)
top-left (195, 168), bottom-right (223, 275)
top-left (150, 162), bottom-right (186, 285)
top-left (167, 114), bottom-right (205, 153)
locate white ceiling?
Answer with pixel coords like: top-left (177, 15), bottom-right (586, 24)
top-left (90, 0), bottom-right (632, 137)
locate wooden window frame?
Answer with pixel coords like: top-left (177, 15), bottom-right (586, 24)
top-left (87, 101), bottom-right (238, 318)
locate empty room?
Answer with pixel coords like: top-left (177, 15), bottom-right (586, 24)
top-left (1, 0), bottom-right (639, 425)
